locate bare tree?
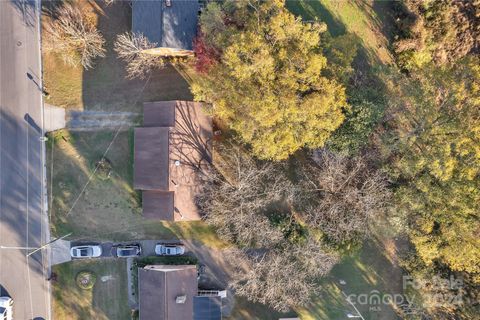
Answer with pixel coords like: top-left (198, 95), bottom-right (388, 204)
top-left (43, 3), bottom-right (106, 69)
top-left (228, 237), bottom-right (338, 312)
top-left (297, 150), bottom-right (391, 244)
top-left (196, 143), bottom-right (292, 248)
top-left (197, 144), bottom-right (343, 311)
top-left (114, 32), bottom-right (165, 79)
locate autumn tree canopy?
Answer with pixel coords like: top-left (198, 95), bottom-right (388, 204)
top-left (394, 0), bottom-right (480, 69)
top-left (192, 0), bottom-right (349, 160)
top-left (386, 57), bottom-right (480, 275)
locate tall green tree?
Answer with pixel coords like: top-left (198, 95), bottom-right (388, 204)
top-left (387, 57), bottom-right (480, 275)
top-left (192, 0), bottom-right (349, 160)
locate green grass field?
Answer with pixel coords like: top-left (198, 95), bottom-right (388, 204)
top-left (298, 241), bottom-right (403, 320)
top-left (287, 0), bottom-right (395, 66)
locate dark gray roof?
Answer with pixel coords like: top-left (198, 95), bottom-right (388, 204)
top-left (194, 296), bottom-right (222, 320)
top-left (132, 0), bottom-right (199, 51)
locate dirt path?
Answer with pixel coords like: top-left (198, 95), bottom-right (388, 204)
top-left (66, 110), bottom-right (141, 131)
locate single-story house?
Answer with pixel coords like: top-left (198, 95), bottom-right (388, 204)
top-left (134, 100), bottom-right (212, 221)
top-left (132, 0), bottom-right (199, 56)
top-left (138, 265), bottom-right (223, 320)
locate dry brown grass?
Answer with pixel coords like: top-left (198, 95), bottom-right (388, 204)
top-left (42, 0), bottom-right (192, 110)
top-left (52, 259), bottom-right (130, 320)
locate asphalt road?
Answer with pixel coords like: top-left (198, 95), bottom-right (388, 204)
top-left (0, 1), bottom-right (51, 319)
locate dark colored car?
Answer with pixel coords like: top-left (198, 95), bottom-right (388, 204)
top-left (116, 244), bottom-right (141, 257)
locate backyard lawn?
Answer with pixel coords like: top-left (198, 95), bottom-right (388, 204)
top-left (52, 259), bottom-right (130, 320)
top-left (227, 241), bottom-right (404, 320)
top-left (298, 241), bottom-right (404, 320)
top-left (287, 0), bottom-right (395, 67)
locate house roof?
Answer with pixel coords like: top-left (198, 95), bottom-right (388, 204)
top-left (134, 101), bottom-right (212, 221)
top-left (143, 101), bottom-right (176, 127)
top-left (142, 191), bottom-right (174, 220)
top-left (132, 0), bottom-right (199, 51)
top-left (139, 265), bottom-right (198, 320)
top-left (193, 296), bottom-right (222, 320)
top-left (134, 127), bottom-right (170, 190)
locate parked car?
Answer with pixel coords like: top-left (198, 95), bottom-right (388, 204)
top-left (70, 245), bottom-right (102, 258)
top-left (155, 243), bottom-right (185, 256)
top-left (0, 296), bottom-right (13, 320)
top-left (116, 244), bottom-right (141, 257)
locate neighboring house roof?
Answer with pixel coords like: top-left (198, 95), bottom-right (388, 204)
top-left (139, 265), bottom-right (198, 320)
top-left (193, 296), bottom-right (222, 320)
top-left (134, 101), bottom-right (212, 221)
top-left (132, 0), bottom-right (199, 51)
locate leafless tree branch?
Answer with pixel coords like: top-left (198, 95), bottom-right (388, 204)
top-left (43, 3), bottom-right (106, 69)
top-left (297, 150), bottom-right (391, 244)
top-left (196, 143), bottom-right (292, 248)
top-left (114, 32), bottom-right (166, 79)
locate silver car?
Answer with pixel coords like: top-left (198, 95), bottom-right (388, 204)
top-left (116, 244), bottom-right (141, 257)
top-left (155, 243), bottom-right (185, 256)
top-left (70, 245), bottom-right (102, 258)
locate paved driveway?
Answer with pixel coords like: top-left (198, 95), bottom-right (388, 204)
top-left (0, 1), bottom-right (50, 319)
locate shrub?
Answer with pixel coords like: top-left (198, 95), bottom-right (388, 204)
top-left (75, 271), bottom-right (97, 290)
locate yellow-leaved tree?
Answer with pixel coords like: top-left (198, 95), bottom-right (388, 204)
top-left (387, 57), bottom-right (480, 276)
top-left (192, 0), bottom-right (348, 160)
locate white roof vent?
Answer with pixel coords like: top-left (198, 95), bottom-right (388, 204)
top-left (175, 160), bottom-right (181, 166)
top-left (176, 295), bottom-right (187, 304)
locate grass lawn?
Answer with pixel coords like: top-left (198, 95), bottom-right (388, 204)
top-left (298, 241), bottom-right (403, 320)
top-left (228, 241), bottom-right (403, 320)
top-left (42, 1), bottom-right (192, 110)
top-left (287, 0), bottom-right (395, 66)
top-left (47, 128), bottom-right (225, 248)
top-left (52, 258), bottom-right (130, 320)
top-left (228, 297), bottom-right (297, 320)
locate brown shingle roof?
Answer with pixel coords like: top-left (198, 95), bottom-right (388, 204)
top-left (134, 127), bottom-right (170, 190)
top-left (134, 101), bottom-right (212, 221)
top-left (139, 265), bottom-right (198, 320)
top-left (169, 101), bottom-right (212, 221)
top-left (143, 101), bottom-right (176, 127)
top-left (142, 191), bottom-right (174, 220)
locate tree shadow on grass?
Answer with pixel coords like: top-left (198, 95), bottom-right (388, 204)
top-left (326, 240), bottom-right (404, 320)
top-left (81, 1), bottom-right (192, 113)
top-left (286, 0), bottom-right (346, 36)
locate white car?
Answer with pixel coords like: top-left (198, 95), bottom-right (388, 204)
top-left (70, 245), bottom-right (102, 258)
top-left (155, 243), bottom-right (185, 256)
top-left (0, 297), bottom-right (13, 320)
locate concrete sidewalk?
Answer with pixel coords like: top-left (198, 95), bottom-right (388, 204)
top-left (44, 104), bottom-right (65, 132)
